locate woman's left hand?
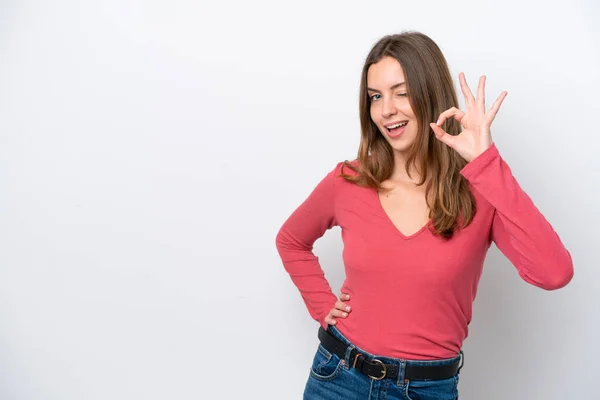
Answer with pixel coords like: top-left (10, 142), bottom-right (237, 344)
top-left (430, 73), bottom-right (508, 162)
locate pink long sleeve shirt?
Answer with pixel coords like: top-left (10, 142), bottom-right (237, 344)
top-left (275, 143), bottom-right (573, 360)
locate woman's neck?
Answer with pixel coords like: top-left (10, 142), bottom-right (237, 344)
top-left (389, 152), bottom-right (425, 184)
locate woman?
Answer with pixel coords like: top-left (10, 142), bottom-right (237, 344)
top-left (275, 31), bottom-right (573, 400)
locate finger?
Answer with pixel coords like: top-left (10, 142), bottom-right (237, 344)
top-left (436, 107), bottom-right (465, 126)
top-left (484, 91), bottom-right (508, 125)
top-left (477, 75), bottom-right (486, 110)
top-left (430, 122), bottom-right (456, 149)
top-left (339, 292), bottom-right (350, 300)
top-left (325, 314), bottom-right (336, 325)
top-left (335, 300), bottom-right (351, 312)
top-left (330, 308), bottom-right (349, 318)
top-left (459, 72), bottom-right (476, 108)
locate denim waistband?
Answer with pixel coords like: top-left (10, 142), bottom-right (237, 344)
top-left (326, 324), bottom-right (463, 367)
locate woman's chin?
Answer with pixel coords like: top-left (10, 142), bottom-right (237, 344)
top-left (384, 136), bottom-right (413, 152)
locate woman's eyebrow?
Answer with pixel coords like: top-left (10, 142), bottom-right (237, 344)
top-left (367, 82), bottom-right (406, 92)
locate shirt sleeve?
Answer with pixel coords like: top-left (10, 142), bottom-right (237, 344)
top-left (460, 143), bottom-right (574, 290)
top-left (275, 163), bottom-right (342, 328)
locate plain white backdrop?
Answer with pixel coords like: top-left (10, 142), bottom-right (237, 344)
top-left (1, 0), bottom-right (599, 399)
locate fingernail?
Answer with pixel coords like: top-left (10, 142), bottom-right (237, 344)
top-left (436, 119), bottom-right (441, 126)
top-left (346, 306), bottom-right (351, 311)
top-left (332, 320), bottom-right (336, 324)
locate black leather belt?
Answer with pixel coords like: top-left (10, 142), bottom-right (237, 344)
top-left (318, 326), bottom-right (462, 381)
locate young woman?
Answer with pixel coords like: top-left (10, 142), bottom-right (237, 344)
top-left (275, 31), bottom-right (573, 400)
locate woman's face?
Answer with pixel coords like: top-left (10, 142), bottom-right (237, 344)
top-left (367, 56), bottom-right (418, 153)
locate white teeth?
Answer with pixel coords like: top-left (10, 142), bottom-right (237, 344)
top-left (387, 121), bottom-right (408, 130)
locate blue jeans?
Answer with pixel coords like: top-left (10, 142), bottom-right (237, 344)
top-left (304, 325), bottom-right (463, 400)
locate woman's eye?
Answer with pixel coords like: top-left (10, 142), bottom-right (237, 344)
top-left (369, 93), bottom-right (407, 101)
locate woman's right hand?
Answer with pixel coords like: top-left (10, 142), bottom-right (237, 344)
top-left (324, 292), bottom-right (351, 326)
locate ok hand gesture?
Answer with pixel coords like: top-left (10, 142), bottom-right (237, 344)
top-left (430, 73), bottom-right (508, 162)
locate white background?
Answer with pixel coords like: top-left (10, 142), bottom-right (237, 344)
top-left (1, 1), bottom-right (599, 399)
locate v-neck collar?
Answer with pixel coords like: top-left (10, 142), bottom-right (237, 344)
top-left (372, 188), bottom-right (432, 240)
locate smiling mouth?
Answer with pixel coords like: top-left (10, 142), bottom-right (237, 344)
top-left (385, 121), bottom-right (408, 133)
top-left (385, 121), bottom-right (408, 132)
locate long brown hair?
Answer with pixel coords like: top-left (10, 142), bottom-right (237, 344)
top-left (340, 31), bottom-right (476, 240)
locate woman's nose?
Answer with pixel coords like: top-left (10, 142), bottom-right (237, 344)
top-left (382, 98), bottom-right (397, 118)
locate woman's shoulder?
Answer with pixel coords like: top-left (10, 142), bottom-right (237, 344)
top-left (331, 159), bottom-right (361, 178)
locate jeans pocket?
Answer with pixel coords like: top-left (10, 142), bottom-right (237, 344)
top-left (405, 375), bottom-right (459, 400)
top-left (309, 344), bottom-right (346, 382)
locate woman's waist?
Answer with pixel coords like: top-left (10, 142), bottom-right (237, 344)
top-left (333, 316), bottom-right (464, 361)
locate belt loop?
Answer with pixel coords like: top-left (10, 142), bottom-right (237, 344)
top-left (457, 350), bottom-right (465, 374)
top-left (395, 360), bottom-right (406, 386)
top-left (343, 344), bottom-right (355, 370)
